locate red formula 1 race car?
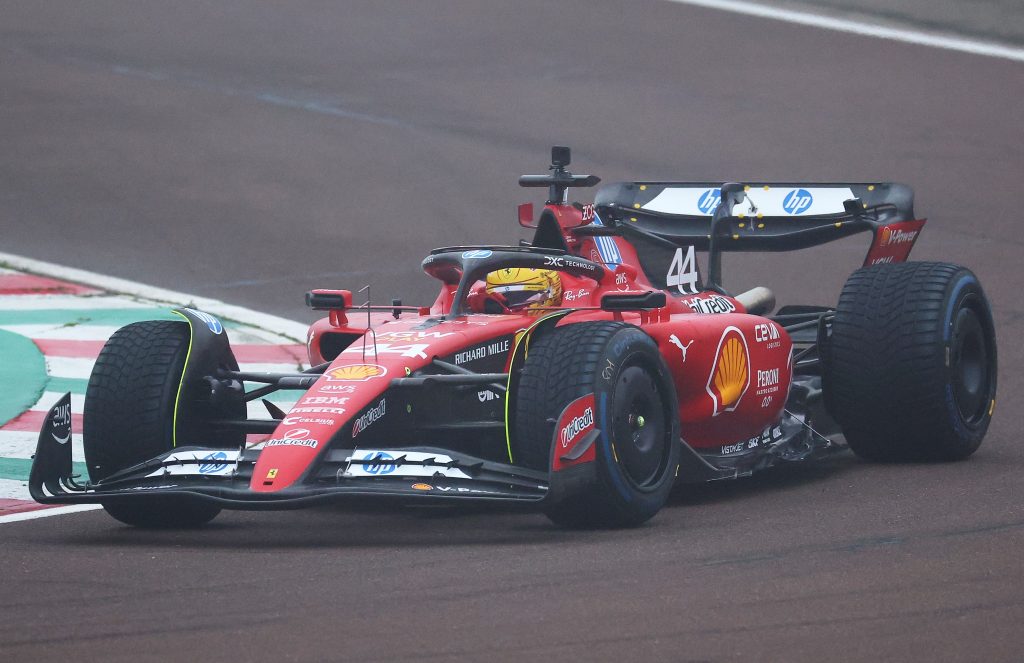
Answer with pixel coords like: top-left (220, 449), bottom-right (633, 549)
top-left (30, 147), bottom-right (998, 529)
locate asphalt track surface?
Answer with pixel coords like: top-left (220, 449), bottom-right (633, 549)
top-left (2, 2), bottom-right (1023, 661)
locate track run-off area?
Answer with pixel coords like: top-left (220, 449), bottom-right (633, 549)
top-left (0, 254), bottom-right (307, 521)
top-left (1, 1), bottom-right (1022, 661)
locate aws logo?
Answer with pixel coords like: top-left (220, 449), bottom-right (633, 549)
top-left (706, 326), bottom-right (750, 416)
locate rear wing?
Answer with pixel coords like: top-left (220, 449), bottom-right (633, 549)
top-left (594, 181), bottom-right (916, 251)
top-left (592, 181), bottom-right (925, 292)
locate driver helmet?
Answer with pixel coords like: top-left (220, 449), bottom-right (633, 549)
top-left (485, 267), bottom-right (562, 312)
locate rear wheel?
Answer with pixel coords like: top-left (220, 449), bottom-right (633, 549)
top-left (84, 320), bottom-right (227, 527)
top-left (514, 322), bottom-right (681, 528)
top-left (825, 262), bottom-right (997, 461)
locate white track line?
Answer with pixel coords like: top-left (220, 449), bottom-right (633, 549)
top-left (664, 0), bottom-right (1024, 63)
top-left (0, 504), bottom-right (102, 524)
top-left (0, 251), bottom-right (311, 523)
top-left (0, 251), bottom-right (309, 341)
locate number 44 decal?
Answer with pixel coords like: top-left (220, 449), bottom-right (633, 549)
top-left (666, 246), bottom-right (699, 294)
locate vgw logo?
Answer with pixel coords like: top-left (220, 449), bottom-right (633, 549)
top-left (359, 451), bottom-right (396, 475)
top-left (697, 188), bottom-right (721, 214)
top-left (782, 189), bottom-right (813, 215)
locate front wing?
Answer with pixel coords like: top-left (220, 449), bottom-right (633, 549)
top-left (29, 395), bottom-right (548, 510)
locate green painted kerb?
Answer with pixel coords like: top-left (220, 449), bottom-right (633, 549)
top-left (0, 329), bottom-right (48, 427)
top-left (0, 457), bottom-right (88, 482)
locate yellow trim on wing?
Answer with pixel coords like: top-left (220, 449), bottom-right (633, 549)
top-left (504, 310), bottom-right (574, 464)
top-left (170, 310), bottom-right (194, 448)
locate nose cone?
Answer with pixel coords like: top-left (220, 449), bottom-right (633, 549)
top-left (249, 361), bottom-right (391, 492)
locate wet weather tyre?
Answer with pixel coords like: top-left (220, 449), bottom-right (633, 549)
top-left (514, 322), bottom-right (681, 528)
top-left (825, 262), bottom-right (997, 462)
top-left (84, 320), bottom-right (222, 528)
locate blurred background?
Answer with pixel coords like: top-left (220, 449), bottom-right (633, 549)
top-left (2, 3), bottom-right (1023, 661)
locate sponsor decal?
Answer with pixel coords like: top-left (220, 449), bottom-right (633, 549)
top-left (580, 203), bottom-right (595, 221)
top-left (289, 406), bottom-right (346, 415)
top-left (199, 451), bottom-right (229, 474)
top-left (183, 308), bottom-right (223, 334)
top-left (562, 288), bottom-right (588, 302)
top-left (594, 219), bottom-right (623, 269)
top-left (683, 294), bottom-right (736, 315)
top-left (477, 389), bottom-right (501, 402)
top-left (265, 438), bottom-right (319, 449)
top-left (542, 255), bottom-right (595, 271)
top-left (754, 322), bottom-right (781, 349)
top-left (552, 394), bottom-right (598, 470)
top-left (668, 334), bottom-right (694, 362)
top-left (147, 450), bottom-right (240, 477)
top-left (755, 367), bottom-right (782, 396)
top-left (282, 415), bottom-right (336, 426)
top-left (453, 338), bottom-right (510, 365)
top-left (282, 428), bottom-right (311, 439)
top-left (351, 399), bottom-right (386, 438)
top-left (300, 396), bottom-right (350, 406)
top-left (706, 326), bottom-right (750, 415)
top-left (344, 451), bottom-right (471, 479)
top-left (720, 425), bottom-right (784, 455)
top-left (433, 485), bottom-right (496, 495)
top-left (341, 343), bottom-right (428, 359)
top-left (560, 407), bottom-right (595, 448)
top-left (870, 256), bottom-right (894, 265)
top-left (358, 451), bottom-right (396, 475)
top-left (375, 330), bottom-right (455, 340)
top-left (318, 384), bottom-right (356, 393)
top-left (411, 483), bottom-right (433, 491)
top-left (327, 364), bottom-right (387, 381)
top-left (462, 250), bottom-right (493, 259)
top-left (782, 189), bottom-right (813, 215)
top-left (50, 401), bottom-right (72, 445)
top-left (880, 226), bottom-right (918, 246)
top-left (697, 188), bottom-right (721, 214)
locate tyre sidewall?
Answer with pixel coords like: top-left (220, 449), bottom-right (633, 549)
top-left (590, 327), bottom-right (681, 523)
top-left (938, 273), bottom-right (997, 451)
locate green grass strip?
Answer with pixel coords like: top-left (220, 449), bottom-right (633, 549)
top-left (0, 308), bottom-right (179, 327)
top-left (0, 329), bottom-right (48, 427)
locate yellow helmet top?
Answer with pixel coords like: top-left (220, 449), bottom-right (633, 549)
top-left (485, 268), bottom-right (562, 311)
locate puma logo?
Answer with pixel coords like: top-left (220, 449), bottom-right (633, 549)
top-left (669, 334), bottom-right (694, 362)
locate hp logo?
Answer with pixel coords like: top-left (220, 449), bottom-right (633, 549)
top-left (361, 451), bottom-right (396, 475)
top-left (782, 189), bottom-right (813, 215)
top-left (697, 189), bottom-right (721, 215)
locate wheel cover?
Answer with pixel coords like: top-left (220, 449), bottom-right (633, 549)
top-left (951, 304), bottom-right (991, 425)
top-left (611, 365), bottom-right (668, 488)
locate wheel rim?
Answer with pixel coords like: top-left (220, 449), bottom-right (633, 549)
top-left (951, 304), bottom-right (990, 424)
top-left (611, 365), bottom-right (668, 488)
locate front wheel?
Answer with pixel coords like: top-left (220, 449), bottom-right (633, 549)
top-left (84, 319), bottom-right (231, 527)
top-left (825, 262), bottom-right (997, 461)
top-left (513, 322), bottom-right (681, 528)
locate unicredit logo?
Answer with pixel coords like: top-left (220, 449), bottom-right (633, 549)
top-left (560, 407), bottom-right (594, 448)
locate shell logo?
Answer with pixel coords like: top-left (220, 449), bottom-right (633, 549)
top-left (880, 226), bottom-right (892, 246)
top-left (326, 364), bottom-right (387, 382)
top-left (706, 326), bottom-right (750, 415)
top-left (411, 483), bottom-right (433, 491)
